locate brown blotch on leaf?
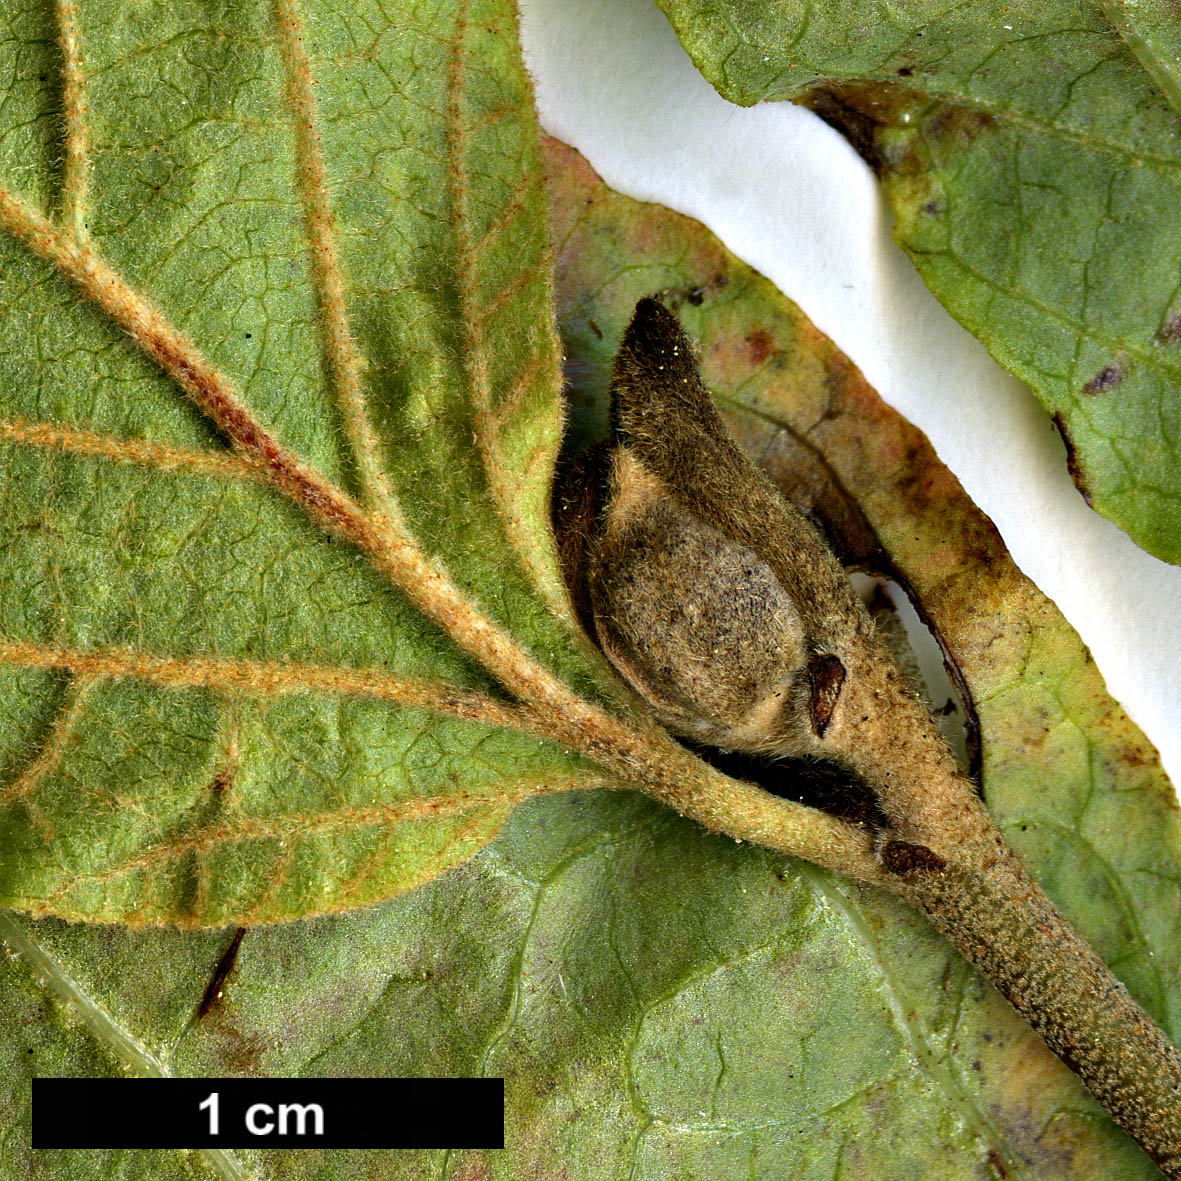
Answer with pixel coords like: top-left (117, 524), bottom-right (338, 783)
top-left (210, 765), bottom-right (235, 794)
top-left (801, 82), bottom-right (994, 178)
top-left (1153, 311), bottom-right (1181, 345)
top-left (801, 84), bottom-right (893, 176)
top-left (449, 1158), bottom-right (494, 1181)
top-left (664, 275), bottom-right (728, 313)
top-left (1051, 413), bottom-right (1093, 506)
top-left (1082, 362), bottom-right (1125, 395)
top-left (210, 1023), bottom-right (268, 1075)
top-left (808, 653), bottom-right (846, 737)
top-left (745, 328), bottom-right (776, 366)
top-left (924, 104), bottom-right (996, 146)
top-left (197, 927), bottom-right (246, 1019)
top-left (880, 839), bottom-right (947, 875)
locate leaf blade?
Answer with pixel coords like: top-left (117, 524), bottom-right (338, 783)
top-left (0, 0), bottom-right (607, 925)
top-left (656, 0), bottom-right (1181, 563)
top-left (541, 133), bottom-right (1181, 1174)
top-left (2, 129), bottom-right (1177, 1180)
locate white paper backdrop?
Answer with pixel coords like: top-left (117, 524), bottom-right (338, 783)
top-left (520, 0), bottom-right (1181, 793)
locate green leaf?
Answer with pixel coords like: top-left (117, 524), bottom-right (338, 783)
top-left (0, 0), bottom-right (611, 925)
top-left (4, 115), bottom-right (1180, 1175)
top-left (1102, 0), bottom-right (1181, 114)
top-left (654, 0), bottom-right (1181, 564)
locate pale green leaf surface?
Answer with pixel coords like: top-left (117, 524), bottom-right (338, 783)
top-left (0, 791), bottom-right (1168, 1180)
top-left (655, 0), bottom-right (1181, 563)
top-left (0, 0), bottom-right (606, 925)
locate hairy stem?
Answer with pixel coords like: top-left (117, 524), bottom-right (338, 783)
top-left (888, 828), bottom-right (1181, 1177)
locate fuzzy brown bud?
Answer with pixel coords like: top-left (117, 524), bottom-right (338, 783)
top-left (556, 297), bottom-right (964, 826)
top-left (590, 448), bottom-right (806, 749)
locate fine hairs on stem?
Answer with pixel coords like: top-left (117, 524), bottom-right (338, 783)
top-left (555, 297), bottom-right (1181, 1178)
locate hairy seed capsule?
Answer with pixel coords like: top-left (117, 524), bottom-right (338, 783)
top-left (590, 450), bottom-right (807, 748)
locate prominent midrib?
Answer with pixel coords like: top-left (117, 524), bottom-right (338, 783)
top-left (0, 168), bottom-right (877, 884)
top-left (2, 0), bottom-right (892, 918)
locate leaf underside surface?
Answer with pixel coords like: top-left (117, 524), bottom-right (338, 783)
top-left (0, 0), bottom-right (607, 927)
top-left (0, 1), bottom-right (1177, 1179)
top-left (656, 0), bottom-right (1181, 564)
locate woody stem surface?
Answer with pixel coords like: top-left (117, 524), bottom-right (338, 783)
top-left (888, 823), bottom-right (1181, 1179)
